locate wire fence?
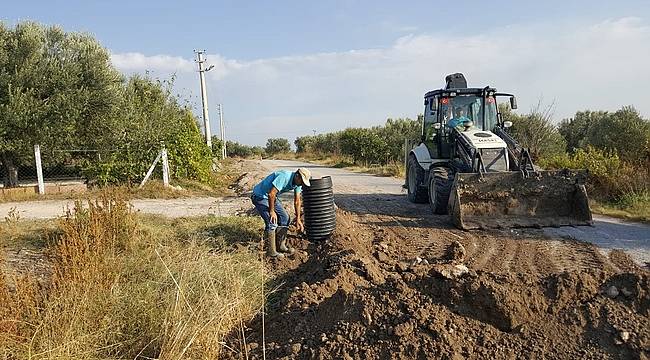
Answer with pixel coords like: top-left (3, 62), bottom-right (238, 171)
top-left (0, 144), bottom-right (169, 196)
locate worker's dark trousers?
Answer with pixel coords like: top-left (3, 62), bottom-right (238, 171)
top-left (251, 195), bottom-right (290, 231)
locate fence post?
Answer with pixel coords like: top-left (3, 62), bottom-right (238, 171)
top-left (34, 144), bottom-right (45, 195)
top-left (161, 146), bottom-right (170, 187)
top-left (140, 152), bottom-right (162, 188)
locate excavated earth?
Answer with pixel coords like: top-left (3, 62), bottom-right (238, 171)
top-left (224, 166), bottom-right (649, 360)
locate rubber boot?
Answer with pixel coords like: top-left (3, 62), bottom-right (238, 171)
top-left (276, 226), bottom-right (295, 254)
top-left (265, 230), bottom-right (284, 258)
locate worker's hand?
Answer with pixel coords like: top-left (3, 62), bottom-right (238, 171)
top-left (269, 210), bottom-right (278, 224)
top-left (296, 219), bottom-right (304, 233)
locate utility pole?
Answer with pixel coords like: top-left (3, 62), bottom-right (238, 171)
top-left (195, 50), bottom-right (214, 149)
top-left (217, 103), bottom-right (227, 159)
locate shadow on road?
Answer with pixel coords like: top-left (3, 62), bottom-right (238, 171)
top-left (332, 193), bottom-right (453, 229)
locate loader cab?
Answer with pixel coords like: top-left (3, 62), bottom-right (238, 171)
top-left (422, 89), bottom-right (499, 160)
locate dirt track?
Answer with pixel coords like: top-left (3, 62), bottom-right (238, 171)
top-left (220, 159), bottom-right (650, 360)
top-left (263, 159), bottom-right (649, 269)
top-left (0, 196), bottom-right (250, 219)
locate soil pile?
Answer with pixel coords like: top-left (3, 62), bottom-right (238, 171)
top-left (224, 210), bottom-right (649, 360)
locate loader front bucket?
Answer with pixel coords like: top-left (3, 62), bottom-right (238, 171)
top-left (449, 170), bottom-right (592, 230)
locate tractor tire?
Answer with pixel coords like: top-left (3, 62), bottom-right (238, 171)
top-left (407, 156), bottom-right (428, 203)
top-left (428, 166), bottom-right (453, 215)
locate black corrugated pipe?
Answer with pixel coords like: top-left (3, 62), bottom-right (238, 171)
top-left (302, 176), bottom-right (336, 241)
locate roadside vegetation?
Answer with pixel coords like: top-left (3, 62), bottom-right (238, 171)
top-left (503, 105), bottom-right (649, 221)
top-left (0, 158), bottom-right (242, 204)
top-left (252, 106), bottom-right (649, 220)
top-left (287, 117), bottom-right (420, 177)
top-left (0, 22), bottom-right (213, 190)
top-left (0, 192), bottom-right (265, 358)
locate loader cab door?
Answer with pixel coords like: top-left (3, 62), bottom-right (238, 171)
top-left (423, 96), bottom-right (440, 158)
top-left (438, 97), bottom-right (455, 158)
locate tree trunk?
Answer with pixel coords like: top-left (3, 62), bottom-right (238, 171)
top-left (1, 154), bottom-right (19, 188)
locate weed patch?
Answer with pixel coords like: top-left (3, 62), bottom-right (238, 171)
top-left (0, 192), bottom-right (265, 359)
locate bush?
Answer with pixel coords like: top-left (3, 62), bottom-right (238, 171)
top-left (540, 146), bottom-right (649, 202)
top-left (295, 117), bottom-right (419, 166)
top-left (226, 141), bottom-right (265, 158)
top-left (558, 110), bottom-right (608, 152)
top-left (340, 127), bottom-right (388, 165)
top-left (82, 76), bottom-right (213, 186)
top-left (295, 132), bottom-right (343, 155)
top-left (500, 104), bottom-right (566, 161)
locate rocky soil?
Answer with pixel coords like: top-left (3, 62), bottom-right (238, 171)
top-left (224, 210), bottom-right (649, 359)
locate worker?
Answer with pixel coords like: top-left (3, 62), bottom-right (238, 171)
top-left (447, 107), bottom-right (471, 128)
top-left (251, 168), bottom-right (311, 258)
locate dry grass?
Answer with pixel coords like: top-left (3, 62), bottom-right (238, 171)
top-left (0, 191), bottom-right (266, 359)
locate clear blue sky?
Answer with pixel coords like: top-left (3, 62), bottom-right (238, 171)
top-left (6, 1), bottom-right (647, 58)
top-left (4, 1), bottom-right (650, 145)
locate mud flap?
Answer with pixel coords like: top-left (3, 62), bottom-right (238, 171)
top-left (449, 170), bottom-right (593, 230)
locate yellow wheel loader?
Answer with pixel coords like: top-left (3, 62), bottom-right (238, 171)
top-left (406, 73), bottom-right (592, 229)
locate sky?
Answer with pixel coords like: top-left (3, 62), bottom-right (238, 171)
top-left (4, 0), bottom-right (650, 145)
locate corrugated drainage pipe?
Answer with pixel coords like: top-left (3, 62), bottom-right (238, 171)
top-left (302, 176), bottom-right (336, 241)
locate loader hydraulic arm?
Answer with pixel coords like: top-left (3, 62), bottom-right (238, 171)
top-left (493, 126), bottom-right (536, 176)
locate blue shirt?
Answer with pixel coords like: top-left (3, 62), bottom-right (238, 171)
top-left (447, 115), bottom-right (470, 128)
top-left (252, 170), bottom-right (302, 199)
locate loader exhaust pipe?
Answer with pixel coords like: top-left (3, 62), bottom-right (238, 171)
top-left (449, 170), bottom-right (592, 230)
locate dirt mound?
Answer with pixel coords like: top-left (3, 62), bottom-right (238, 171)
top-left (224, 210), bottom-right (649, 359)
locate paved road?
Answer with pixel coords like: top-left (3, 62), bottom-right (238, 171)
top-left (264, 159), bottom-right (650, 267)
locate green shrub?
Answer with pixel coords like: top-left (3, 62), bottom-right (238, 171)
top-left (540, 146), bottom-right (648, 201)
top-left (226, 141), bottom-right (265, 158)
top-left (295, 117), bottom-right (419, 166)
top-left (82, 77), bottom-right (213, 186)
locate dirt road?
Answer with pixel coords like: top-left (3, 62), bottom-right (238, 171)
top-left (225, 159), bottom-right (649, 359)
top-left (264, 159), bottom-right (650, 268)
top-left (0, 196), bottom-right (250, 220)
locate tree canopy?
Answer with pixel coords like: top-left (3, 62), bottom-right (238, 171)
top-left (0, 22), bottom-right (121, 185)
top-left (559, 106), bottom-right (650, 163)
top-left (265, 138), bottom-right (291, 155)
top-left (0, 22), bottom-right (212, 187)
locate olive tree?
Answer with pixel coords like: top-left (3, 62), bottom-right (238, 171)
top-left (265, 138), bottom-right (291, 155)
top-left (0, 22), bottom-right (121, 186)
